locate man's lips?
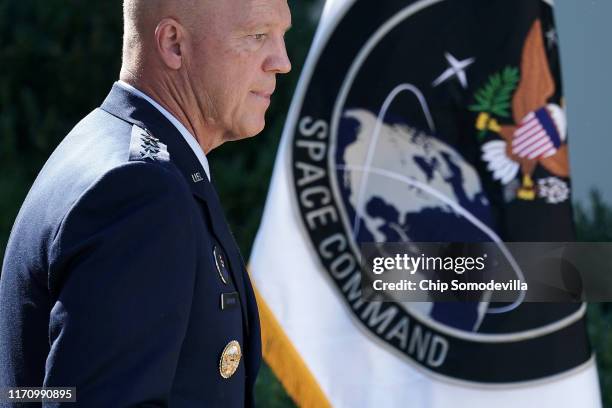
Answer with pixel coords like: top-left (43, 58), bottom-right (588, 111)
top-left (251, 90), bottom-right (273, 100)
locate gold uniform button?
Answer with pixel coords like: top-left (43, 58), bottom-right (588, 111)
top-left (219, 340), bottom-right (242, 379)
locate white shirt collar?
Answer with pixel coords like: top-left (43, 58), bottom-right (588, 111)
top-left (116, 80), bottom-right (211, 181)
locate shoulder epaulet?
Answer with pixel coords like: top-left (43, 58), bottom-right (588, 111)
top-left (129, 124), bottom-right (170, 163)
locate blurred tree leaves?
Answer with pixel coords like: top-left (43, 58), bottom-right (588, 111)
top-left (0, 1), bottom-right (123, 155)
top-left (0, 1), bottom-right (320, 406)
top-left (576, 191), bottom-right (612, 408)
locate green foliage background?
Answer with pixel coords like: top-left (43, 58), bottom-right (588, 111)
top-left (0, 1), bottom-right (610, 407)
top-left (0, 1), bottom-right (318, 405)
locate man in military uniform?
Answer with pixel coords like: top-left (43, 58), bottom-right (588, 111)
top-left (0, 0), bottom-right (291, 406)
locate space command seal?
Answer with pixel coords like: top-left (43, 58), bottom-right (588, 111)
top-left (290, 0), bottom-right (592, 384)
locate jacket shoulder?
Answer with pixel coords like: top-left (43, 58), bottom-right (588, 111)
top-left (128, 123), bottom-right (171, 164)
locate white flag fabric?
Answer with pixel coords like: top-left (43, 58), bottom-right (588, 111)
top-left (250, 0), bottom-right (602, 406)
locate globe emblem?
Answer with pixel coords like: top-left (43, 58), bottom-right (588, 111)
top-left (335, 108), bottom-right (494, 245)
top-left (332, 108), bottom-right (499, 331)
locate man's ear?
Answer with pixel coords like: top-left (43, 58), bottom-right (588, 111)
top-left (155, 18), bottom-right (184, 70)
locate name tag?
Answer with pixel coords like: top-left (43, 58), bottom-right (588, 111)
top-left (221, 292), bottom-right (240, 311)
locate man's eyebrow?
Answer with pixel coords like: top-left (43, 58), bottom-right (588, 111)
top-left (242, 18), bottom-right (292, 33)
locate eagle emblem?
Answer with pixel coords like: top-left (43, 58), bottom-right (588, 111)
top-left (470, 20), bottom-right (569, 201)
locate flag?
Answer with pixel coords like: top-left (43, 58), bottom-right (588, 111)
top-left (250, 0), bottom-right (601, 406)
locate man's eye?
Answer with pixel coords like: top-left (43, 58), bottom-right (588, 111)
top-left (251, 33), bottom-right (267, 41)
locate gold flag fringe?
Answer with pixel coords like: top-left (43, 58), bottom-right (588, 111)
top-left (252, 280), bottom-right (332, 408)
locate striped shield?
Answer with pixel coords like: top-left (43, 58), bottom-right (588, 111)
top-left (511, 105), bottom-right (563, 159)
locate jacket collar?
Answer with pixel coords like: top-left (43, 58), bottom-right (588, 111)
top-left (115, 80), bottom-right (211, 182)
top-left (100, 83), bottom-right (211, 201)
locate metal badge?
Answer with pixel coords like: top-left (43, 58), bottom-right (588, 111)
top-left (219, 340), bottom-right (242, 379)
top-left (191, 172), bottom-right (204, 183)
top-left (213, 245), bottom-right (231, 285)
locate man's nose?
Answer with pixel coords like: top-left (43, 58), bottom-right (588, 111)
top-left (264, 36), bottom-right (292, 74)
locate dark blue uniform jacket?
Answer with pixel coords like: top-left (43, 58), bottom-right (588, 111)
top-left (0, 84), bottom-right (261, 407)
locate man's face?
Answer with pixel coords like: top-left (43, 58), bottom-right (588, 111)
top-left (185, 0), bottom-right (292, 140)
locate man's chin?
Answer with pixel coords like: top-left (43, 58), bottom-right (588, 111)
top-left (226, 120), bottom-right (266, 142)
top-left (241, 119), bottom-right (266, 139)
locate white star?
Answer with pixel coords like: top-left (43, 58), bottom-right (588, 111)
top-left (141, 150), bottom-right (157, 161)
top-left (432, 52), bottom-right (475, 89)
top-left (546, 28), bottom-right (558, 49)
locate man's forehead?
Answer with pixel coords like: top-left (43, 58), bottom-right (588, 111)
top-left (233, 0), bottom-right (291, 29)
top-left (126, 0), bottom-right (291, 33)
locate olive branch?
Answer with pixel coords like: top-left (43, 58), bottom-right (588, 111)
top-left (469, 66), bottom-right (520, 117)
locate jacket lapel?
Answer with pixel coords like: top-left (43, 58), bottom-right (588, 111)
top-left (196, 180), bottom-right (250, 331)
top-left (100, 83), bottom-right (250, 334)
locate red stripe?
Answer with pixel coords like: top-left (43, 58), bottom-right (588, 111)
top-left (528, 142), bottom-right (555, 159)
top-left (515, 136), bottom-right (550, 157)
top-left (513, 125), bottom-right (544, 146)
top-left (520, 112), bottom-right (536, 124)
top-left (513, 131), bottom-right (548, 154)
top-left (515, 118), bottom-right (540, 137)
